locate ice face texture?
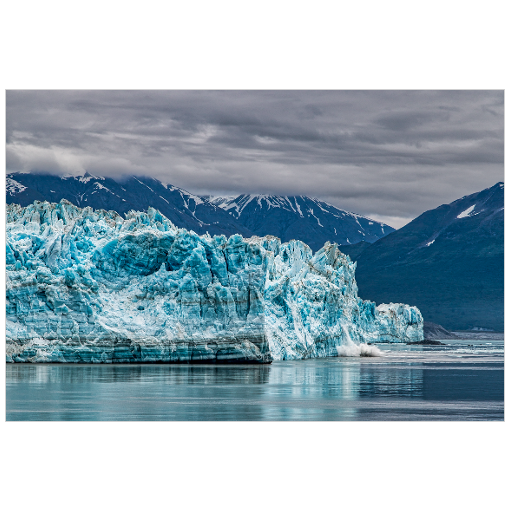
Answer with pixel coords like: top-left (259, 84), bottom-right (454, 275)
top-left (6, 200), bottom-right (423, 363)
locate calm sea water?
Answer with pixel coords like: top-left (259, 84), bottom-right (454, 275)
top-left (6, 334), bottom-right (504, 421)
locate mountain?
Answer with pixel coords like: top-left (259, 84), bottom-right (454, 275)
top-left (7, 176), bottom-right (46, 205)
top-left (6, 172), bottom-right (254, 238)
top-left (6, 173), bottom-right (394, 251)
top-left (423, 322), bottom-right (458, 340)
top-left (206, 194), bottom-right (394, 252)
top-left (346, 182), bottom-right (504, 332)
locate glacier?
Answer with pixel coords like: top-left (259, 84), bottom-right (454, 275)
top-left (6, 200), bottom-right (423, 363)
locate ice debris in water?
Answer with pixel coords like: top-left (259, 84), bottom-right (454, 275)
top-left (5, 200), bottom-right (423, 363)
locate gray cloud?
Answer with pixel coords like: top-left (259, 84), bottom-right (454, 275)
top-left (375, 110), bottom-right (452, 131)
top-left (6, 90), bottom-right (504, 228)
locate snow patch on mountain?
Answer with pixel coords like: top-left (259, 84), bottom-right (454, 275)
top-left (78, 174), bottom-right (105, 183)
top-left (294, 198), bottom-right (303, 217)
top-left (6, 178), bottom-right (27, 195)
top-left (457, 205), bottom-right (476, 218)
top-left (93, 182), bottom-right (115, 194)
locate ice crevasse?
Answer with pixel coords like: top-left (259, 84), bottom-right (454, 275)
top-left (6, 200), bottom-right (423, 363)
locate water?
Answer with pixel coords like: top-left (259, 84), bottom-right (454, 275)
top-left (6, 334), bottom-right (504, 420)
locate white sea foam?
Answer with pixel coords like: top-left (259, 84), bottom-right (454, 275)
top-left (336, 342), bottom-right (383, 357)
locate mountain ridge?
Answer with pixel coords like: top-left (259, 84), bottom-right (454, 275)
top-left (6, 172), bottom-right (255, 238)
top-left (6, 172), bottom-right (394, 251)
top-left (207, 193), bottom-right (394, 251)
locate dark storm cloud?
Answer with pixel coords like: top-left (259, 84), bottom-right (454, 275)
top-left (6, 90), bottom-right (504, 227)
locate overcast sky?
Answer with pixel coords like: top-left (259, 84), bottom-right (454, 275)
top-left (6, 90), bottom-right (504, 228)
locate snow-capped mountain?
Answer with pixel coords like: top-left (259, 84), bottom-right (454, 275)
top-left (6, 173), bottom-right (394, 251)
top-left (346, 182), bottom-right (504, 332)
top-left (206, 194), bottom-right (394, 251)
top-left (6, 172), bottom-right (254, 238)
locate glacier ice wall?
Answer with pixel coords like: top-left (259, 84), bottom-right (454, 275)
top-left (6, 200), bottom-right (423, 363)
top-left (262, 238), bottom-right (422, 359)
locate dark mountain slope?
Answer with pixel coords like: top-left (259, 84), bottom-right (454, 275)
top-left (349, 182), bottom-right (504, 331)
top-left (337, 240), bottom-right (371, 260)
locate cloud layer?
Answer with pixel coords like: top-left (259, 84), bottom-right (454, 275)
top-left (6, 90), bottom-right (504, 227)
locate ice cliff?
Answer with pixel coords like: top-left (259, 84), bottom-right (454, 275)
top-left (6, 200), bottom-right (423, 363)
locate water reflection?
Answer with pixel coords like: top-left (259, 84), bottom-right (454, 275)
top-left (6, 360), bottom-right (428, 421)
top-left (360, 367), bottom-right (423, 398)
top-left (7, 364), bottom-right (272, 385)
top-left (6, 338), bottom-right (504, 421)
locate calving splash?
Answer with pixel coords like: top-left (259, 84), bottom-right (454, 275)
top-left (336, 342), bottom-right (384, 357)
top-left (336, 326), bottom-right (384, 357)
top-left (6, 200), bottom-right (423, 363)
